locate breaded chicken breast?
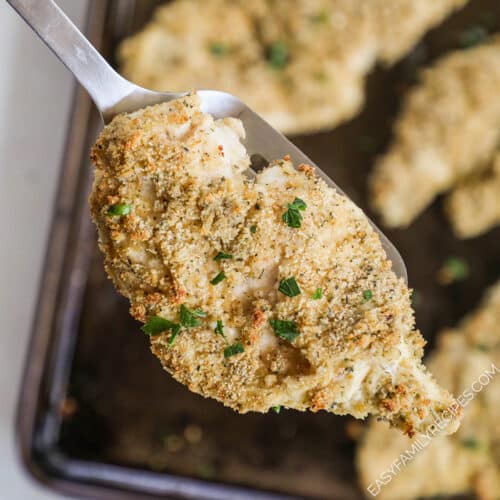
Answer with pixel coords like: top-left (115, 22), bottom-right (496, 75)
top-left (446, 153), bottom-right (500, 238)
top-left (357, 281), bottom-right (500, 500)
top-left (371, 36), bottom-right (500, 228)
top-left (118, 0), bottom-right (465, 135)
top-left (373, 0), bottom-right (467, 64)
top-left (89, 94), bottom-right (460, 436)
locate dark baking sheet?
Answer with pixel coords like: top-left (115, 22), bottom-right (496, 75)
top-left (18, 1), bottom-right (500, 499)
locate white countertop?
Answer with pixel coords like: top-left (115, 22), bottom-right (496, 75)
top-left (0, 1), bottom-right (88, 498)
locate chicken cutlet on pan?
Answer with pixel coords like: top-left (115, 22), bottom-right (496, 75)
top-left (446, 153), bottom-right (500, 238)
top-left (370, 36), bottom-right (500, 228)
top-left (357, 281), bottom-right (500, 499)
top-left (89, 94), bottom-right (460, 436)
top-left (117, 0), bottom-right (466, 135)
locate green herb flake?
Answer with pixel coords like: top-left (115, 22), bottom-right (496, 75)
top-left (291, 198), bottom-right (306, 210)
top-left (214, 320), bottom-right (225, 337)
top-left (363, 289), bottom-right (373, 302)
top-left (214, 252), bottom-right (233, 261)
top-left (310, 10), bottom-right (329, 24)
top-left (439, 256), bottom-right (470, 284)
top-left (278, 277), bottom-right (301, 297)
top-left (250, 225), bottom-right (257, 234)
top-left (269, 319), bottom-right (300, 342)
top-left (411, 289), bottom-right (421, 307)
top-left (312, 288), bottom-right (323, 300)
top-left (357, 135), bottom-right (378, 154)
top-left (107, 203), bottom-right (131, 216)
top-left (142, 316), bottom-right (179, 336)
top-left (282, 198), bottom-right (307, 228)
top-left (224, 342), bottom-right (244, 358)
top-left (475, 343), bottom-right (490, 352)
top-left (209, 41), bottom-right (231, 56)
top-left (180, 304), bottom-right (204, 328)
top-left (266, 41), bottom-right (289, 69)
top-left (461, 438), bottom-right (479, 450)
top-left (313, 71), bottom-right (328, 82)
top-left (459, 25), bottom-right (488, 49)
top-left (210, 271), bottom-right (226, 285)
top-left (167, 324), bottom-right (182, 346)
top-left (271, 405), bottom-right (282, 414)
top-left (197, 463), bottom-right (216, 480)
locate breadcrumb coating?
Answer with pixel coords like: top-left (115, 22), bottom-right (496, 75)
top-left (89, 94), bottom-right (460, 436)
top-left (370, 36), bottom-right (500, 228)
top-left (357, 281), bottom-right (500, 499)
top-left (446, 153), bottom-right (500, 238)
top-left (117, 0), bottom-right (465, 135)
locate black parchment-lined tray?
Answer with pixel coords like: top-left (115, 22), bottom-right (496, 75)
top-left (17, 1), bottom-right (500, 499)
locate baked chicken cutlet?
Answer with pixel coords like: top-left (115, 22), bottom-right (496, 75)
top-left (118, 0), bottom-right (466, 135)
top-left (357, 281), bottom-right (500, 500)
top-left (370, 36), bottom-right (500, 228)
top-left (90, 94), bottom-right (460, 436)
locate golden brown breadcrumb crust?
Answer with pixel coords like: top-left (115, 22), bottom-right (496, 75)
top-left (90, 94), bottom-right (460, 436)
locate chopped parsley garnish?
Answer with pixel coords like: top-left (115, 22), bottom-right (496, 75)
top-left (357, 135), bottom-right (378, 154)
top-left (291, 198), bottom-right (306, 210)
top-left (475, 343), bottom-right (490, 352)
top-left (209, 41), bottom-right (231, 56)
top-left (461, 438), bottom-right (479, 450)
top-left (224, 342), bottom-right (244, 358)
top-left (411, 289), bottom-right (421, 307)
top-left (439, 256), bottom-right (470, 284)
top-left (459, 25), bottom-right (488, 49)
top-left (310, 10), bottom-right (329, 24)
top-left (197, 463), bottom-right (216, 480)
top-left (278, 277), bottom-right (301, 297)
top-left (269, 319), bottom-right (299, 342)
top-left (210, 271), bottom-right (226, 285)
top-left (363, 289), bottom-right (373, 302)
top-left (214, 320), bottom-right (225, 337)
top-left (107, 203), bottom-right (131, 216)
top-left (312, 288), bottom-right (323, 300)
top-left (271, 405), bottom-right (282, 414)
top-left (180, 304), bottom-right (205, 328)
top-left (167, 324), bottom-right (182, 346)
top-left (250, 225), bottom-right (257, 234)
top-left (266, 41), bottom-right (289, 69)
top-left (142, 316), bottom-right (179, 336)
top-left (313, 71), bottom-right (328, 82)
top-left (214, 252), bottom-right (233, 261)
top-left (282, 198), bottom-right (307, 228)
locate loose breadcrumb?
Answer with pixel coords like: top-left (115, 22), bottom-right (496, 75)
top-left (90, 94), bottom-right (460, 436)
